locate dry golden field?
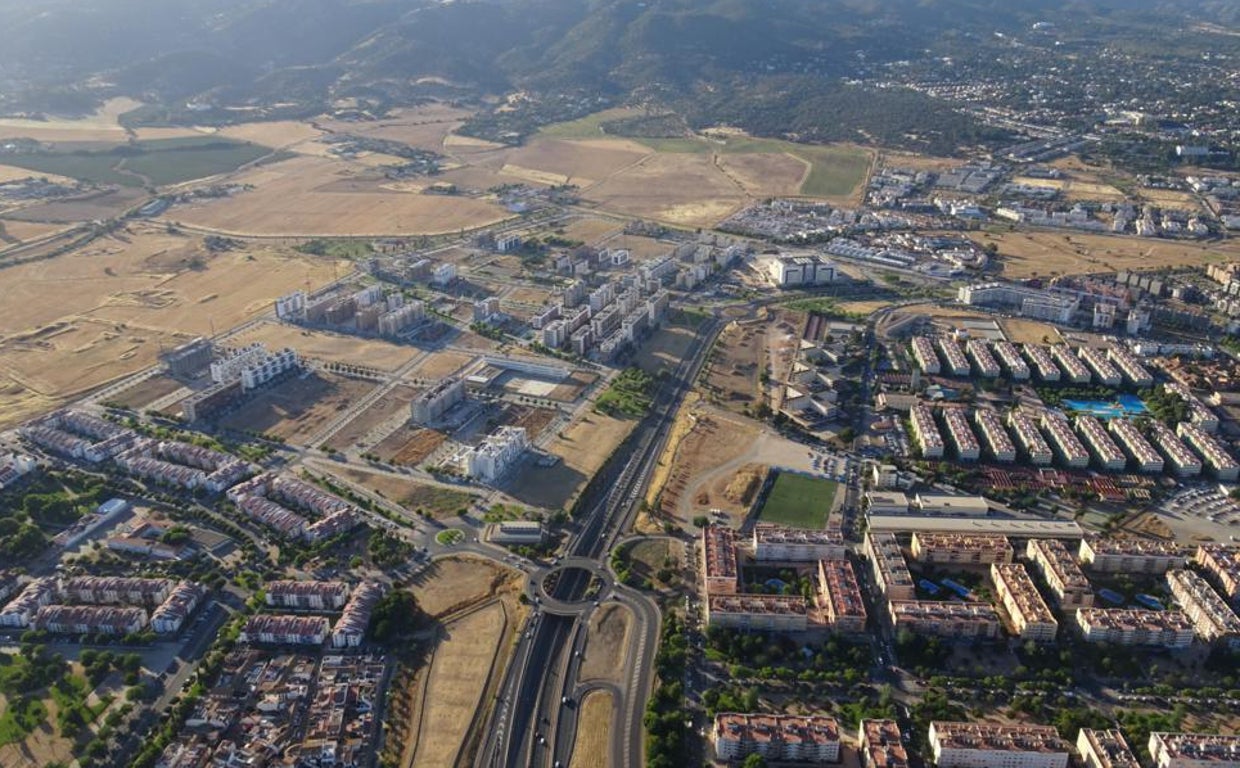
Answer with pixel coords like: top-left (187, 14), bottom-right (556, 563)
top-left (0, 97), bottom-right (141, 142)
top-left (975, 229), bottom-right (1238, 278)
top-left (0, 226), bottom-right (342, 426)
top-left (568, 691), bottom-right (615, 768)
top-left (228, 323), bottom-right (420, 372)
top-left (170, 155), bottom-right (512, 236)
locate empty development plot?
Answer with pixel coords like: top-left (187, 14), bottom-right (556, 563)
top-left (376, 426), bottom-right (448, 467)
top-left (230, 323), bottom-right (420, 372)
top-left (0, 226), bottom-right (341, 426)
top-left (410, 555), bottom-right (523, 618)
top-left (325, 465), bottom-right (475, 518)
top-left (509, 411), bottom-right (634, 509)
top-left (411, 602), bottom-right (507, 768)
top-left (976, 229), bottom-right (1240, 279)
top-left (568, 690), bottom-right (615, 768)
top-left (758, 473), bottom-right (838, 529)
top-left (580, 603), bottom-right (633, 684)
top-left (171, 155), bottom-right (511, 236)
top-left (217, 372), bottom-right (375, 445)
top-left (322, 383), bottom-right (421, 452)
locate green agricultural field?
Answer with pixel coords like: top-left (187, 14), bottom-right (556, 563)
top-left (0, 137), bottom-right (272, 188)
top-left (758, 472), bottom-right (838, 529)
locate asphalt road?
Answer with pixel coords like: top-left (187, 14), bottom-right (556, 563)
top-left (478, 315), bottom-right (720, 768)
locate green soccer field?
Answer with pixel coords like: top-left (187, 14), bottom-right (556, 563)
top-left (757, 472), bottom-right (838, 529)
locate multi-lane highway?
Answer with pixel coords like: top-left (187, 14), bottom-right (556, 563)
top-left (478, 315), bottom-right (721, 768)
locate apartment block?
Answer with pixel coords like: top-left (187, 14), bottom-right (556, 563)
top-left (0, 578), bottom-right (58, 627)
top-left (1149, 733), bottom-right (1240, 768)
top-left (1040, 413), bottom-right (1089, 469)
top-left (911, 533), bottom-right (1014, 564)
top-left (61, 576), bottom-right (174, 606)
top-left (1107, 347), bottom-right (1154, 387)
top-left (966, 339), bottom-right (1001, 378)
top-left (993, 341), bottom-right (1031, 380)
top-left (462, 426), bottom-right (528, 482)
top-left (911, 337), bottom-right (941, 374)
top-left (1167, 569), bottom-right (1240, 648)
top-left (1195, 545), bottom-right (1240, 602)
top-left (1075, 608), bottom-right (1194, 648)
top-left (150, 581), bottom-right (206, 634)
top-left (1050, 345), bottom-right (1092, 384)
top-left (938, 338), bottom-right (971, 376)
top-left (860, 720), bottom-right (909, 768)
top-left (240, 614), bottom-right (331, 645)
top-left (1078, 537), bottom-right (1183, 574)
top-left (753, 524), bottom-right (845, 562)
top-left (889, 600), bottom-right (1000, 639)
top-left (816, 559), bottom-right (867, 633)
top-left (1078, 346), bottom-right (1122, 386)
top-left (864, 532), bottom-right (915, 600)
top-left (410, 377), bottom-right (466, 424)
top-left (942, 408), bottom-right (980, 461)
top-left (264, 580), bottom-right (351, 610)
top-left (1150, 422), bottom-right (1202, 477)
top-left (1023, 344), bottom-right (1061, 382)
top-left (1109, 419), bottom-right (1163, 473)
top-left (713, 713), bottom-right (840, 763)
top-left (1027, 539), bottom-right (1094, 609)
top-left (332, 581), bottom-right (385, 649)
top-left (928, 722), bottom-right (1070, 768)
top-left (1009, 410), bottom-right (1053, 465)
top-left (974, 408), bottom-right (1016, 462)
top-left (702, 525), bottom-right (739, 595)
top-left (1165, 382), bottom-right (1220, 434)
top-left (911, 404), bottom-right (945, 459)
top-left (1075, 414), bottom-right (1127, 471)
top-left (1077, 729), bottom-right (1140, 768)
top-left (992, 563), bottom-right (1058, 643)
top-left (705, 594), bottom-right (808, 631)
top-left (34, 605), bottom-right (146, 636)
top-left (1176, 422), bottom-right (1239, 481)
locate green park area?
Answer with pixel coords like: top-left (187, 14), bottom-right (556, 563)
top-left (757, 472), bottom-right (838, 529)
top-left (1, 136), bottom-right (273, 187)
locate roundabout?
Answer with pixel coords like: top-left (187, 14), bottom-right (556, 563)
top-left (531, 558), bottom-right (615, 616)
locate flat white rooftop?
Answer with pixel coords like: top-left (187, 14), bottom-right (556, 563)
top-left (866, 515), bottom-right (1085, 539)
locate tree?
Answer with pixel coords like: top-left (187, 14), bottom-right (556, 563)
top-left (742, 754), bottom-right (769, 768)
top-left (692, 515), bottom-right (710, 528)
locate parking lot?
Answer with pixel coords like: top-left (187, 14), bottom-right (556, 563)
top-left (1157, 486), bottom-right (1240, 543)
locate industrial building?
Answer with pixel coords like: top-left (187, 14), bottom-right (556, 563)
top-left (764, 254), bottom-right (838, 287)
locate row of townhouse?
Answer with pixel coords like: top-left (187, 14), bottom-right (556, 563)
top-left (942, 408), bottom-right (980, 461)
top-left (1176, 422), bottom-right (1239, 481)
top-left (1075, 414), bottom-right (1126, 471)
top-left (1040, 413), bottom-right (1090, 469)
top-left (1108, 418), bottom-right (1163, 473)
top-left (966, 339), bottom-right (1001, 378)
top-left (1077, 346), bottom-right (1123, 386)
top-left (992, 340), bottom-right (1030, 380)
top-left (1023, 343), bottom-right (1061, 382)
top-left (974, 408), bottom-right (1016, 462)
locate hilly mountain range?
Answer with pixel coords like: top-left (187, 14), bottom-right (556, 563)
top-left (0, 0), bottom-right (1235, 152)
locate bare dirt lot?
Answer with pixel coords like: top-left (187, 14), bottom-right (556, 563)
top-left (701, 319), bottom-right (767, 413)
top-left (5, 188), bottom-right (148, 222)
top-left (999, 317), bottom-right (1064, 345)
top-left (633, 318), bottom-right (700, 377)
top-left (583, 152), bottom-right (745, 227)
top-left (376, 426), bottom-right (448, 467)
top-left (509, 411), bottom-right (635, 510)
top-left (217, 371), bottom-right (375, 445)
top-left (411, 602), bottom-right (506, 768)
top-left (229, 323), bottom-right (420, 372)
top-left (648, 398), bottom-right (762, 522)
top-left (109, 374), bottom-right (185, 410)
top-left (326, 465), bottom-right (476, 518)
top-left (0, 224), bottom-right (342, 426)
top-left (172, 155), bottom-right (512, 236)
top-left (503, 404), bottom-right (558, 441)
top-left (580, 603), bottom-right (633, 683)
top-left (716, 151), bottom-right (808, 198)
top-left (411, 350), bottom-right (475, 380)
top-left (411, 555), bottom-right (523, 620)
top-left (322, 383), bottom-right (421, 452)
top-left (569, 690), bottom-right (615, 768)
top-left (975, 229), bottom-right (1240, 279)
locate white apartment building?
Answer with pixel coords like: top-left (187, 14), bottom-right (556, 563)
top-left (974, 409), bottom-right (1016, 462)
top-left (1009, 410), bottom-right (1053, 466)
top-left (462, 426), bottom-right (528, 483)
top-left (1022, 344), bottom-right (1061, 382)
top-left (1075, 608), bottom-right (1194, 648)
top-left (928, 722), bottom-right (1070, 768)
top-left (911, 404), bottom-right (945, 459)
top-left (752, 524), bottom-right (845, 562)
top-left (1075, 414), bottom-right (1126, 471)
top-left (966, 339), bottom-right (1001, 378)
top-left (1027, 538), bottom-right (1094, 609)
top-left (992, 563), bottom-right (1058, 643)
top-left (911, 337), bottom-right (942, 374)
top-left (1078, 537), bottom-right (1183, 574)
top-left (993, 341), bottom-right (1030, 380)
top-left (1166, 569), bottom-right (1240, 648)
top-left (1149, 733), bottom-right (1240, 768)
top-left (1108, 419), bottom-right (1163, 473)
top-left (713, 713), bottom-right (840, 763)
top-left (1078, 729), bottom-right (1140, 768)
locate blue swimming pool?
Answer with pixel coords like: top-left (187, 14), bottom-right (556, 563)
top-left (1062, 394), bottom-right (1148, 419)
